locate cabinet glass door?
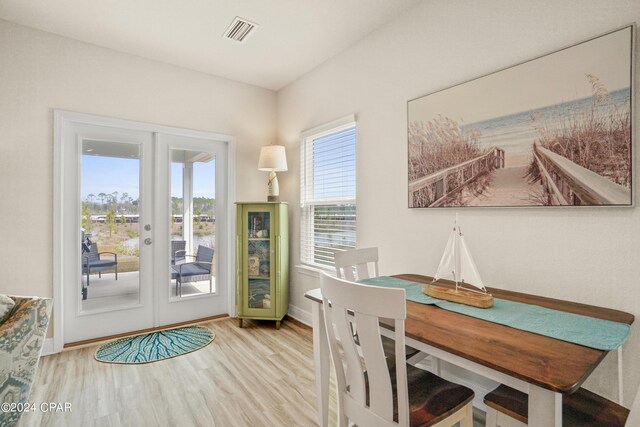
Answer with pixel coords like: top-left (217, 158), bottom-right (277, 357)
top-left (245, 208), bottom-right (274, 315)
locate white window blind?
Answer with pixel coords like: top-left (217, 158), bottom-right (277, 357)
top-left (300, 120), bottom-right (356, 268)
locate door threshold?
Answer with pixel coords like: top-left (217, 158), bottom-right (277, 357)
top-left (64, 313), bottom-right (229, 350)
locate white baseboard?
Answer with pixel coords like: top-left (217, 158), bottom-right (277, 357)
top-left (41, 338), bottom-right (55, 356)
top-left (287, 304), bottom-right (312, 326)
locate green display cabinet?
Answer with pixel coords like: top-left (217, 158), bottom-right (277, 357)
top-left (236, 202), bottom-right (289, 329)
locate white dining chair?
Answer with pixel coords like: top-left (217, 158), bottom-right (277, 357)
top-left (320, 272), bottom-right (474, 427)
top-left (334, 247), bottom-right (430, 366)
top-left (626, 387), bottom-right (640, 426)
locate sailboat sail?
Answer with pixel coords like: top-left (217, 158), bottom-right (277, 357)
top-left (433, 226), bottom-right (456, 282)
top-left (459, 234), bottom-right (485, 291)
top-left (433, 216), bottom-right (486, 292)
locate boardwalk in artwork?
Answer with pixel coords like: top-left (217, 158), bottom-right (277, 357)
top-left (466, 165), bottom-right (537, 206)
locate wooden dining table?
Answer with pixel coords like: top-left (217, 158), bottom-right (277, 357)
top-left (305, 274), bottom-right (634, 427)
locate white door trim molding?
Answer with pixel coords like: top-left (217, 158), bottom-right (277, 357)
top-left (226, 137), bottom-right (237, 317)
top-left (53, 110), bottom-right (236, 353)
top-left (53, 111), bottom-right (64, 353)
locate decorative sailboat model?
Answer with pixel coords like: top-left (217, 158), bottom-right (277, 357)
top-left (423, 215), bottom-right (494, 308)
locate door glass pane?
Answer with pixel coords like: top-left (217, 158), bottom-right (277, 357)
top-left (247, 212), bottom-right (271, 309)
top-left (170, 149), bottom-right (216, 298)
top-left (81, 140), bottom-right (140, 311)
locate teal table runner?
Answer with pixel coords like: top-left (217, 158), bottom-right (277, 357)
top-left (359, 276), bottom-right (630, 351)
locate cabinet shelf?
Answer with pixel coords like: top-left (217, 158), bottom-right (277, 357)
top-left (248, 237), bottom-right (270, 241)
top-left (248, 275), bottom-right (270, 280)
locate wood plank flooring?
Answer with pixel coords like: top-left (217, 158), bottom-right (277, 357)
top-left (22, 317), bottom-right (483, 426)
top-left (21, 317), bottom-right (336, 427)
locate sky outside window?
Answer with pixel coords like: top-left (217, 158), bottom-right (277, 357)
top-left (312, 126), bottom-right (356, 200)
top-left (82, 155), bottom-right (216, 200)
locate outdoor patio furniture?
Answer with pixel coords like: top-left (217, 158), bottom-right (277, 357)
top-left (82, 242), bottom-right (118, 299)
top-left (171, 245), bottom-right (214, 297)
top-left (171, 240), bottom-right (186, 265)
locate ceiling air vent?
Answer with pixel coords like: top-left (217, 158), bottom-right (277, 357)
top-left (223, 17), bottom-right (258, 43)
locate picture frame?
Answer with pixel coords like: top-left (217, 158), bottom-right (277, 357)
top-left (407, 25), bottom-right (634, 208)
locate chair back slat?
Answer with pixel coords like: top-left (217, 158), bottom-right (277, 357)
top-left (320, 272), bottom-right (407, 427)
top-left (394, 318), bottom-right (409, 426)
top-left (331, 303), bottom-right (366, 404)
top-left (354, 311), bottom-right (393, 420)
top-left (341, 266), bottom-right (357, 281)
top-left (335, 247), bottom-right (379, 281)
top-left (355, 263), bottom-right (371, 280)
top-left (322, 301), bottom-right (360, 427)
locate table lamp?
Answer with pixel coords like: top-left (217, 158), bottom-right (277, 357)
top-left (258, 144), bottom-right (288, 202)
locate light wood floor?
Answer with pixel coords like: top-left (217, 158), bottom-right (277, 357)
top-left (22, 317), bottom-right (334, 427)
top-left (23, 317), bottom-right (484, 427)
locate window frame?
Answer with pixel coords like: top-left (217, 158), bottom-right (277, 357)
top-left (299, 115), bottom-right (357, 269)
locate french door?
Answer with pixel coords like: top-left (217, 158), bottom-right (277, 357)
top-left (58, 113), bottom-right (231, 344)
top-left (154, 133), bottom-right (229, 326)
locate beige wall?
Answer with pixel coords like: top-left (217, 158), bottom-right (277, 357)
top-left (277, 0), bottom-right (639, 405)
top-left (1, 0), bottom-right (639, 406)
top-left (0, 20), bottom-right (275, 300)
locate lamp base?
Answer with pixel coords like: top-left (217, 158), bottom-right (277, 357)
top-left (267, 171), bottom-right (280, 202)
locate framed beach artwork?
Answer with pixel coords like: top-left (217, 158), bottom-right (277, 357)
top-left (408, 25), bottom-right (633, 208)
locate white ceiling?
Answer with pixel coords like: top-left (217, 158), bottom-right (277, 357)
top-left (0, 0), bottom-right (419, 90)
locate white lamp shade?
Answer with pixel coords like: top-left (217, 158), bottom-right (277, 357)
top-left (258, 145), bottom-right (288, 172)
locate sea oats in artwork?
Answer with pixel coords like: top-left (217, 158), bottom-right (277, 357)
top-left (408, 26), bottom-right (632, 208)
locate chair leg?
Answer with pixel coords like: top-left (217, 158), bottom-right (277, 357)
top-left (209, 277), bottom-right (212, 293)
top-left (99, 271), bottom-right (101, 278)
top-left (431, 357), bottom-right (442, 376)
top-left (461, 402), bottom-right (473, 427)
top-left (431, 402), bottom-right (473, 427)
top-left (115, 265), bottom-right (118, 280)
top-left (86, 268), bottom-right (90, 287)
top-left (485, 406), bottom-right (498, 427)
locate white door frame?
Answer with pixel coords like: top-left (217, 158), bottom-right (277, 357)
top-left (53, 110), bottom-right (236, 353)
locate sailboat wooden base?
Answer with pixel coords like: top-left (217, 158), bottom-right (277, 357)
top-left (423, 285), bottom-right (494, 309)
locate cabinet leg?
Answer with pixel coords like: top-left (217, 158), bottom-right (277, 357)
top-left (238, 318), bottom-right (243, 328)
top-left (276, 320), bottom-right (281, 330)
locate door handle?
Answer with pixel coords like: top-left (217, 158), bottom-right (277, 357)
top-left (144, 238), bottom-right (152, 245)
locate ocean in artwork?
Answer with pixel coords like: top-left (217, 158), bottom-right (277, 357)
top-left (462, 88), bottom-right (630, 169)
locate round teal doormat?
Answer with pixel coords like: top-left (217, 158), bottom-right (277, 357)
top-left (95, 325), bottom-right (215, 364)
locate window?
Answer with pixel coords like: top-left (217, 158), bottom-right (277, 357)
top-left (300, 116), bottom-right (356, 268)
